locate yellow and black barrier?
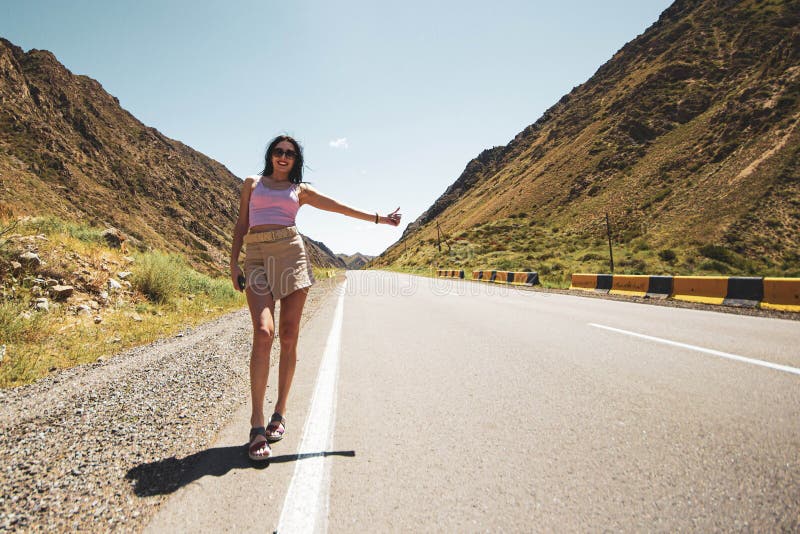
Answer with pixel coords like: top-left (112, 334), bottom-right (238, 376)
top-left (762, 278), bottom-right (800, 311)
top-left (569, 273), bottom-right (612, 293)
top-left (436, 269), bottom-right (465, 279)
top-left (440, 269), bottom-right (536, 282)
top-left (570, 274), bottom-right (799, 311)
top-left (468, 270), bottom-right (539, 286)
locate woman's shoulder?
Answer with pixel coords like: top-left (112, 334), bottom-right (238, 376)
top-left (243, 175), bottom-right (262, 189)
top-left (297, 182), bottom-right (316, 192)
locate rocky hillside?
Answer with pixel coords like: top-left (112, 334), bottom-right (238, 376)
top-left (0, 38), bottom-right (344, 274)
top-left (377, 0), bottom-right (800, 279)
top-left (304, 237), bottom-right (347, 269)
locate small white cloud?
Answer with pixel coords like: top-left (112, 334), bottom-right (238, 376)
top-left (329, 137), bottom-right (349, 149)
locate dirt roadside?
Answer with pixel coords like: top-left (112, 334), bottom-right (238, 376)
top-left (0, 275), bottom-right (343, 532)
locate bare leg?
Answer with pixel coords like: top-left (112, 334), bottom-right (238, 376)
top-left (246, 286), bottom-right (276, 428)
top-left (273, 287), bottom-right (309, 418)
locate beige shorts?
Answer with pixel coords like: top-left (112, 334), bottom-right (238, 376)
top-left (243, 227), bottom-right (315, 300)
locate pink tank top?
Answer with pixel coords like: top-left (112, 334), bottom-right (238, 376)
top-left (248, 177), bottom-right (300, 228)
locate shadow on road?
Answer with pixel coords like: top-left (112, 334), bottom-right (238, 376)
top-left (125, 446), bottom-right (356, 496)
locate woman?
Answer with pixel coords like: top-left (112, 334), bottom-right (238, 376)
top-left (230, 135), bottom-right (401, 461)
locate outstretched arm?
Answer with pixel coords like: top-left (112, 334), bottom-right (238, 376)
top-left (300, 184), bottom-right (402, 226)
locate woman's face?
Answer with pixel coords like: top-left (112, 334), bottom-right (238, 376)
top-left (271, 140), bottom-right (297, 174)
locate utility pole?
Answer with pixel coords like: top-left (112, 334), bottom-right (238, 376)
top-left (605, 212), bottom-right (614, 273)
top-left (436, 221), bottom-right (442, 252)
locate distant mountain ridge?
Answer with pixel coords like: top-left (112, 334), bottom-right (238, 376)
top-left (0, 37), bottom-right (344, 272)
top-left (377, 0), bottom-right (800, 278)
top-left (336, 252), bottom-right (374, 270)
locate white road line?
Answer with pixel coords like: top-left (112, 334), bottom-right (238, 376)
top-left (277, 280), bottom-right (346, 533)
top-left (589, 323), bottom-right (800, 377)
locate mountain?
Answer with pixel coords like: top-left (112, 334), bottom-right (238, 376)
top-left (336, 252), bottom-right (374, 270)
top-left (0, 38), bottom-right (344, 273)
top-left (374, 0), bottom-right (800, 280)
top-left (305, 237), bottom-right (347, 269)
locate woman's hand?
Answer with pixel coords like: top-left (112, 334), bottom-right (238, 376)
top-left (231, 264), bottom-right (245, 292)
top-left (382, 207), bottom-right (402, 226)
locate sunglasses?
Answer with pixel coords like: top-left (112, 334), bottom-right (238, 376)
top-left (272, 148), bottom-right (298, 160)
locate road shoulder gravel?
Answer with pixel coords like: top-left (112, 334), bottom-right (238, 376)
top-left (0, 275), bottom-right (342, 532)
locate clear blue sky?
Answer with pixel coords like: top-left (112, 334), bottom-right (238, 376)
top-left (2, 0), bottom-right (672, 256)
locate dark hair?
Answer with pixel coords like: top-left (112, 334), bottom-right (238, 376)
top-left (261, 135), bottom-right (304, 184)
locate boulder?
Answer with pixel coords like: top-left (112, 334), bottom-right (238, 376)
top-left (101, 228), bottom-right (126, 249)
top-left (34, 298), bottom-right (49, 312)
top-left (107, 279), bottom-right (123, 291)
top-left (19, 252), bottom-right (40, 267)
top-left (50, 285), bottom-right (74, 300)
top-left (117, 271), bottom-right (133, 280)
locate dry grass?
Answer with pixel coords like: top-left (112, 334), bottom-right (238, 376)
top-left (0, 217), bottom-right (246, 388)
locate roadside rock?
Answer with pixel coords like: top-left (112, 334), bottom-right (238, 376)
top-left (18, 252), bottom-right (41, 267)
top-left (34, 298), bottom-right (49, 312)
top-left (101, 228), bottom-right (126, 249)
top-left (49, 285), bottom-right (74, 301)
top-left (107, 279), bottom-right (122, 292)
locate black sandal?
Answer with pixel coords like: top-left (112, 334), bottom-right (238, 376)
top-left (248, 426), bottom-right (271, 461)
top-left (266, 413), bottom-right (286, 443)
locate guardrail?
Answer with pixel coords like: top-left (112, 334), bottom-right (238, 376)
top-left (438, 269), bottom-right (539, 286)
top-left (435, 270), bottom-right (799, 311)
top-left (570, 273), bottom-right (799, 311)
top-left (436, 269), bottom-right (465, 279)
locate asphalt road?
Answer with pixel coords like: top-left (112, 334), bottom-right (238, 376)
top-left (147, 271), bottom-right (800, 532)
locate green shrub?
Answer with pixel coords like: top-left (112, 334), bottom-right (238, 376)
top-left (133, 252), bottom-right (240, 305)
top-left (495, 258), bottom-right (517, 270)
top-left (18, 216), bottom-right (104, 245)
top-left (132, 252), bottom-right (183, 303)
top-left (0, 299), bottom-right (45, 344)
top-left (699, 244), bottom-right (733, 264)
top-left (699, 260), bottom-right (730, 274)
top-left (579, 253), bottom-right (604, 261)
top-left (658, 249), bottom-right (677, 262)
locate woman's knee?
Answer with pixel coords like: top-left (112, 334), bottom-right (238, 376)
top-left (253, 324), bottom-right (275, 342)
top-left (279, 323), bottom-right (300, 346)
